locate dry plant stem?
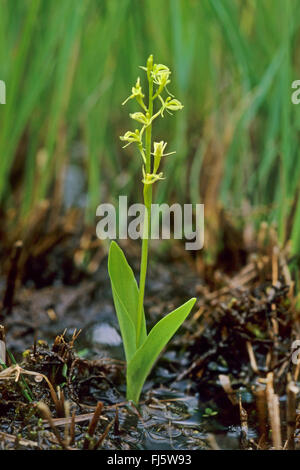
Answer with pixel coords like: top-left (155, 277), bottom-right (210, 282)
top-left (246, 341), bottom-right (259, 374)
top-left (286, 379), bottom-right (298, 450)
top-left (270, 246), bottom-right (279, 368)
top-left (254, 384), bottom-right (267, 446)
top-left (56, 386), bottom-right (65, 417)
top-left (37, 402), bottom-right (69, 450)
top-left (87, 401), bottom-right (103, 436)
top-left (42, 412), bottom-right (101, 428)
top-left (293, 358), bottom-right (300, 381)
top-left (69, 410), bottom-right (76, 446)
top-left (93, 419), bottom-right (114, 450)
top-left (218, 374), bottom-right (238, 405)
top-left (136, 76), bottom-right (153, 347)
top-left (239, 396), bottom-right (249, 448)
top-left (0, 325), bottom-right (5, 364)
top-left (83, 401), bottom-right (103, 449)
top-left (265, 372), bottom-right (282, 449)
top-left (206, 434), bottom-right (220, 450)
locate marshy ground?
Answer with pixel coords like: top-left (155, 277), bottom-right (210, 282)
top-left (0, 212), bottom-right (298, 450)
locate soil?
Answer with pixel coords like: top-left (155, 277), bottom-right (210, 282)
top-left (0, 224), bottom-right (299, 450)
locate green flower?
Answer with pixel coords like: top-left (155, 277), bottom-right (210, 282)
top-left (152, 64), bottom-right (171, 85)
top-left (158, 96), bottom-right (184, 116)
top-left (152, 141), bottom-right (175, 173)
top-left (142, 167), bottom-right (165, 185)
top-left (140, 61), bottom-right (171, 96)
top-left (129, 112), bottom-right (150, 126)
top-left (122, 77), bottom-right (146, 109)
top-left (119, 129), bottom-right (141, 148)
top-left (166, 98), bottom-right (183, 111)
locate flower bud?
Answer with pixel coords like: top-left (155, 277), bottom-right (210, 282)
top-left (146, 54), bottom-right (154, 78)
top-left (129, 112), bottom-right (150, 126)
top-left (165, 98), bottom-right (183, 111)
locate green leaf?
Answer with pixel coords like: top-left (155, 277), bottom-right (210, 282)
top-left (108, 241), bottom-right (147, 362)
top-left (110, 285), bottom-right (136, 362)
top-left (126, 297), bottom-right (196, 404)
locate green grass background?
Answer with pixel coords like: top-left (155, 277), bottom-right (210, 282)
top-left (0, 0), bottom-right (300, 255)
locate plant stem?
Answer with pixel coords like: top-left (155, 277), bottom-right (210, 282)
top-left (136, 76), bottom-right (153, 348)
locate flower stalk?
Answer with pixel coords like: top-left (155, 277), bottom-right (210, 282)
top-left (136, 66), bottom-right (153, 347)
top-left (120, 54), bottom-right (184, 349)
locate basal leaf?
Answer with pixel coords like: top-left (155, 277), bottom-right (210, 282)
top-left (126, 297), bottom-right (196, 403)
top-left (110, 285), bottom-right (136, 362)
top-left (108, 241), bottom-right (147, 361)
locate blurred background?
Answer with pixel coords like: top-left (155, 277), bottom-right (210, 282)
top-left (1, 0), bottom-right (300, 267)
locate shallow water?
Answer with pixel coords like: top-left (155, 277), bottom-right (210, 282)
top-left (72, 314), bottom-right (251, 450)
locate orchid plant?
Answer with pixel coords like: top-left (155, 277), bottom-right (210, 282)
top-left (108, 55), bottom-right (196, 404)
